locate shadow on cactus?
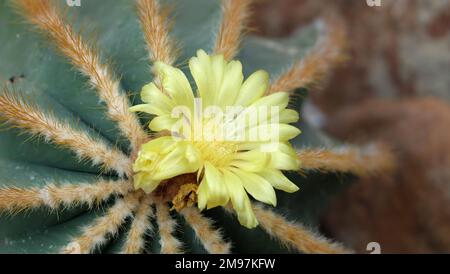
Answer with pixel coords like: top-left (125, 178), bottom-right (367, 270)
top-left (0, 0), bottom-right (395, 254)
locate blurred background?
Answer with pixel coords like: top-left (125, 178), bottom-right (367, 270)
top-left (251, 0), bottom-right (450, 253)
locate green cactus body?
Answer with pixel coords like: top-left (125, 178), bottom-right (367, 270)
top-left (0, 0), bottom-right (353, 254)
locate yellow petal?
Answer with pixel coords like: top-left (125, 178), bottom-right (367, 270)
top-left (140, 83), bottom-right (175, 116)
top-left (153, 144), bottom-right (200, 180)
top-left (197, 176), bottom-right (209, 211)
top-left (232, 169), bottom-right (277, 207)
top-left (189, 50), bottom-right (212, 105)
top-left (199, 162), bottom-right (230, 210)
top-left (139, 136), bottom-right (175, 154)
top-left (259, 169), bottom-right (299, 193)
top-left (245, 124), bottom-right (300, 142)
top-left (148, 115), bottom-right (179, 132)
top-left (237, 93), bottom-right (292, 130)
top-left (129, 104), bottom-right (156, 114)
top-left (134, 172), bottom-right (161, 194)
top-left (269, 143), bottom-right (300, 171)
top-left (223, 170), bottom-right (258, 229)
top-left (133, 137), bottom-right (201, 188)
top-left (217, 60), bottom-right (243, 107)
top-left (134, 137), bottom-right (177, 173)
top-left (185, 143), bottom-right (201, 164)
top-left (152, 158), bottom-right (196, 180)
top-left (209, 55), bottom-right (226, 105)
top-left (235, 70), bottom-right (269, 106)
top-left (230, 150), bottom-right (269, 172)
top-left (279, 109), bottom-right (300, 124)
top-left (154, 62), bottom-right (194, 109)
top-left (251, 92), bottom-right (289, 109)
top-left (278, 124), bottom-right (301, 141)
top-left (133, 155), bottom-right (155, 173)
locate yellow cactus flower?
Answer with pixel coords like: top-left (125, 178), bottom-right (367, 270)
top-left (130, 49), bottom-right (301, 228)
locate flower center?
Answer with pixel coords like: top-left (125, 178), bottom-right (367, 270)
top-left (193, 141), bottom-right (238, 168)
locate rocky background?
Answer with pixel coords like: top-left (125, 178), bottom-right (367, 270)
top-left (251, 0), bottom-right (450, 253)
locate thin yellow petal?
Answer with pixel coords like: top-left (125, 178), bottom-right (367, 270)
top-left (236, 90), bottom-right (291, 127)
top-left (278, 124), bottom-right (301, 141)
top-left (259, 169), bottom-right (299, 193)
top-left (201, 162), bottom-right (230, 209)
top-left (189, 50), bottom-right (230, 107)
top-left (154, 62), bottom-right (194, 109)
top-left (134, 172), bottom-right (161, 193)
top-left (251, 92), bottom-right (289, 109)
top-left (279, 109), bottom-right (300, 124)
top-left (269, 143), bottom-right (300, 171)
top-left (237, 142), bottom-right (264, 151)
top-left (210, 55), bottom-right (226, 105)
top-left (133, 137), bottom-right (176, 172)
top-left (230, 150), bottom-right (269, 172)
top-left (140, 83), bottom-right (175, 116)
top-left (223, 170), bottom-right (258, 229)
top-left (236, 94), bottom-right (293, 130)
top-left (232, 169), bottom-right (277, 207)
top-left (189, 50), bottom-right (212, 105)
top-left (245, 124), bottom-right (300, 142)
top-left (222, 170), bottom-right (245, 210)
top-left (148, 115), bottom-right (178, 132)
top-left (197, 176), bottom-right (209, 211)
top-left (235, 70), bottom-right (269, 106)
top-left (152, 144), bottom-right (201, 180)
top-left (139, 136), bottom-right (175, 153)
top-left (129, 104), bottom-right (155, 114)
top-left (217, 60), bottom-right (244, 107)
top-left (185, 144), bottom-right (201, 164)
